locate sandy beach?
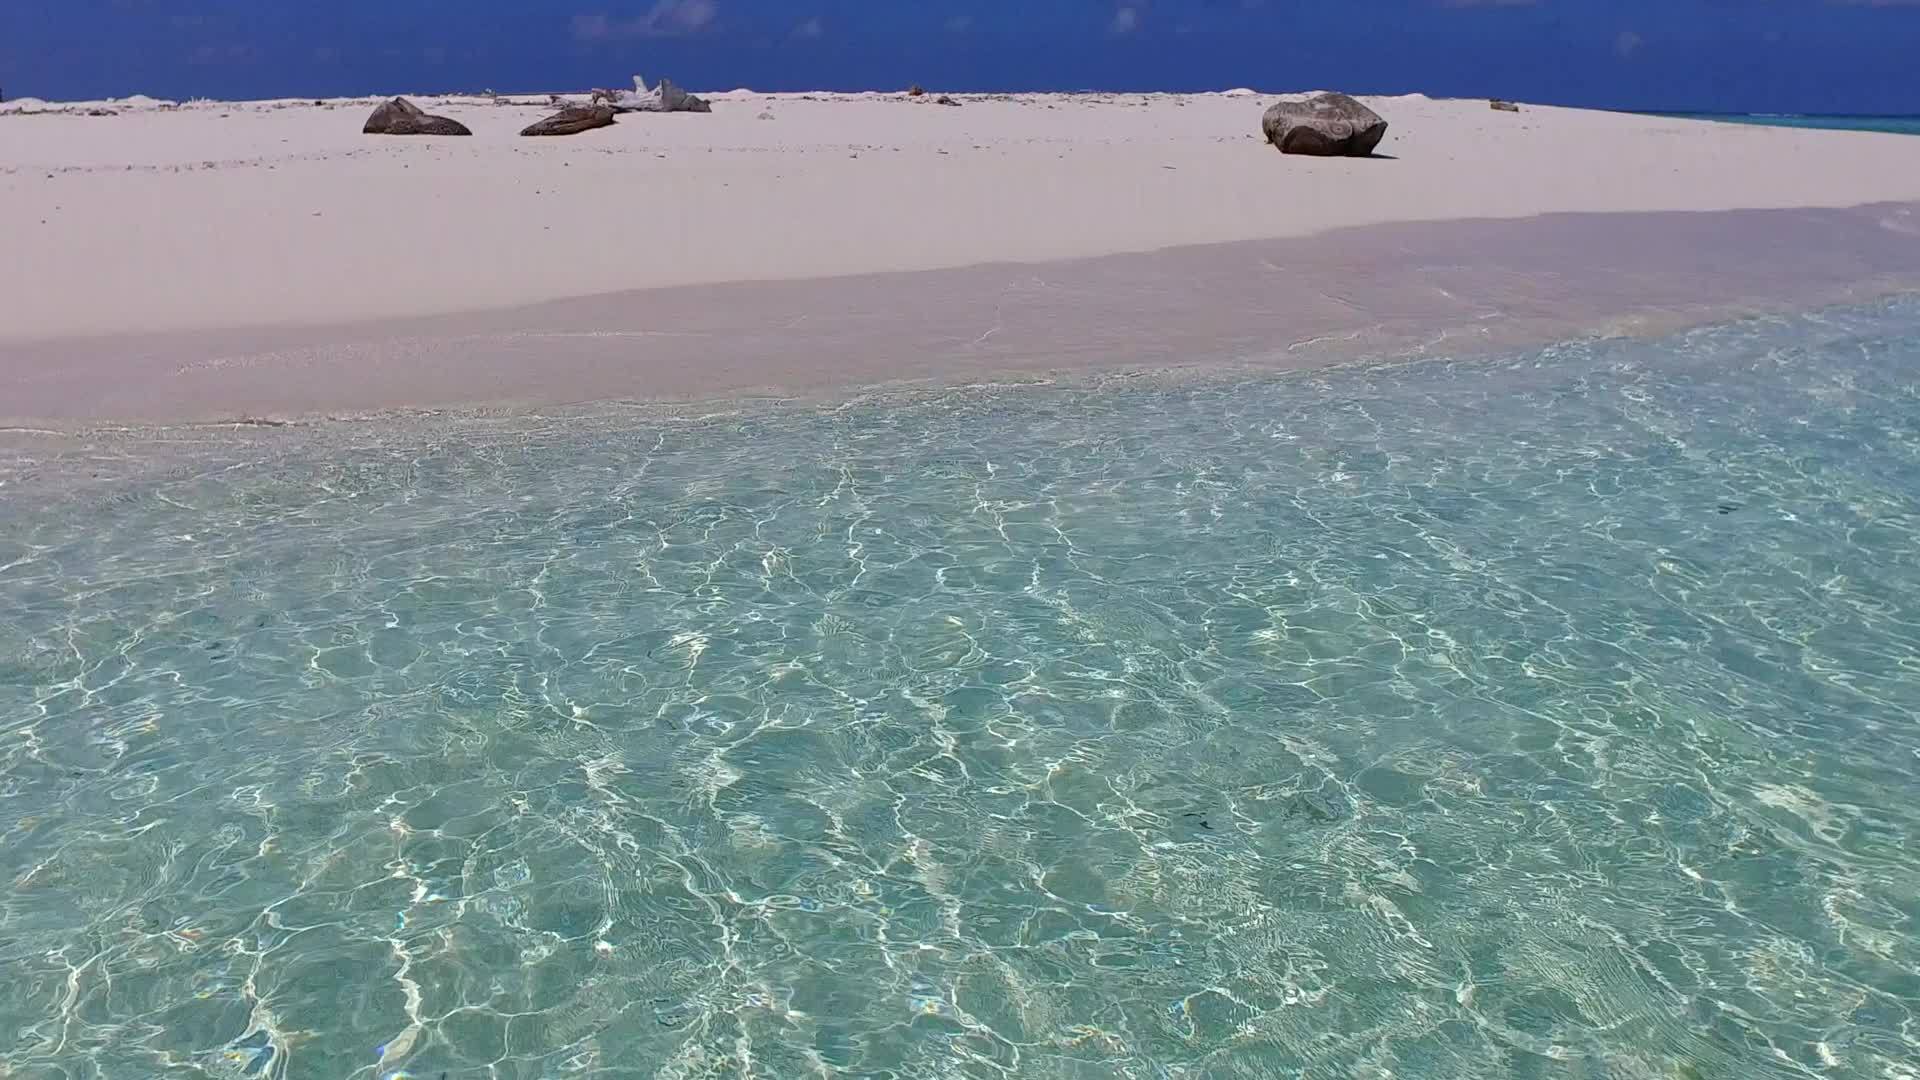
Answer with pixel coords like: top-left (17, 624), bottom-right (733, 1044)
top-left (10, 74), bottom-right (1920, 1079)
top-left (4, 90), bottom-right (1920, 423)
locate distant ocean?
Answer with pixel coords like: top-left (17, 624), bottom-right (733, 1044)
top-left (1647, 111), bottom-right (1920, 136)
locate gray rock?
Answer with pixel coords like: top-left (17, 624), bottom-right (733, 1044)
top-left (520, 105), bottom-right (617, 137)
top-left (363, 96), bottom-right (472, 136)
top-left (1261, 93), bottom-right (1387, 157)
top-left (1490, 99), bottom-right (1520, 113)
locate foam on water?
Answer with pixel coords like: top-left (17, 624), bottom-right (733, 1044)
top-left (4, 299), bottom-right (1920, 1078)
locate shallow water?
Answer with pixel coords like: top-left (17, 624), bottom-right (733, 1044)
top-left (1649, 112), bottom-right (1920, 137)
top-left (5, 299), bottom-right (1920, 1079)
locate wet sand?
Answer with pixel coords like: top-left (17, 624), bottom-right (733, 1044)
top-left (2, 202), bottom-right (1917, 425)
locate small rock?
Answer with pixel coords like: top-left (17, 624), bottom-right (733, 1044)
top-left (520, 104), bottom-right (617, 137)
top-left (934, 95), bottom-right (962, 108)
top-left (1490, 99), bottom-right (1520, 113)
top-left (363, 96), bottom-right (471, 136)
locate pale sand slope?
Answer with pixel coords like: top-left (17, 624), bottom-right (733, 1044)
top-left (6, 91), bottom-right (1920, 343)
top-left (6, 201), bottom-right (1920, 424)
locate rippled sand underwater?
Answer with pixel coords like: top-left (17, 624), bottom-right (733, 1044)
top-left (5, 299), bottom-right (1920, 1079)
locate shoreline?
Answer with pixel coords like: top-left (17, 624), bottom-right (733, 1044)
top-left (5, 289), bottom-right (1917, 515)
top-left (4, 202), bottom-right (1919, 427)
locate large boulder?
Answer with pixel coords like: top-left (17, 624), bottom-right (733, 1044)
top-left (520, 104), bottom-right (617, 137)
top-left (1261, 93), bottom-right (1387, 157)
top-left (363, 96), bottom-right (471, 136)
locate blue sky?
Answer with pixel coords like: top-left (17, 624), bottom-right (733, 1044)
top-left (3, 1), bottom-right (1918, 113)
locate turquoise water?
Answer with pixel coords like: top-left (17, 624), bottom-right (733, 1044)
top-left (1648, 112), bottom-right (1920, 137)
top-left (5, 299), bottom-right (1920, 1079)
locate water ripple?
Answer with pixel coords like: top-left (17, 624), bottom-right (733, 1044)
top-left (4, 298), bottom-right (1920, 1077)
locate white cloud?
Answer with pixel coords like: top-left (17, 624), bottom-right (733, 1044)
top-left (571, 13), bottom-right (613, 38)
top-left (1110, 6), bottom-right (1140, 34)
top-left (1613, 29), bottom-right (1643, 58)
top-left (571, 0), bottom-right (718, 42)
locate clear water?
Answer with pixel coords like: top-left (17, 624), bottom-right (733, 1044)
top-left (5, 299), bottom-right (1920, 1080)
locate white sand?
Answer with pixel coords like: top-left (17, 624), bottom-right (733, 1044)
top-left (3, 92), bottom-right (1920, 424)
top-left (6, 92), bottom-right (1920, 344)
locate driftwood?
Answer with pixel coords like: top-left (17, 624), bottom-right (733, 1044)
top-left (589, 75), bottom-right (712, 114)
